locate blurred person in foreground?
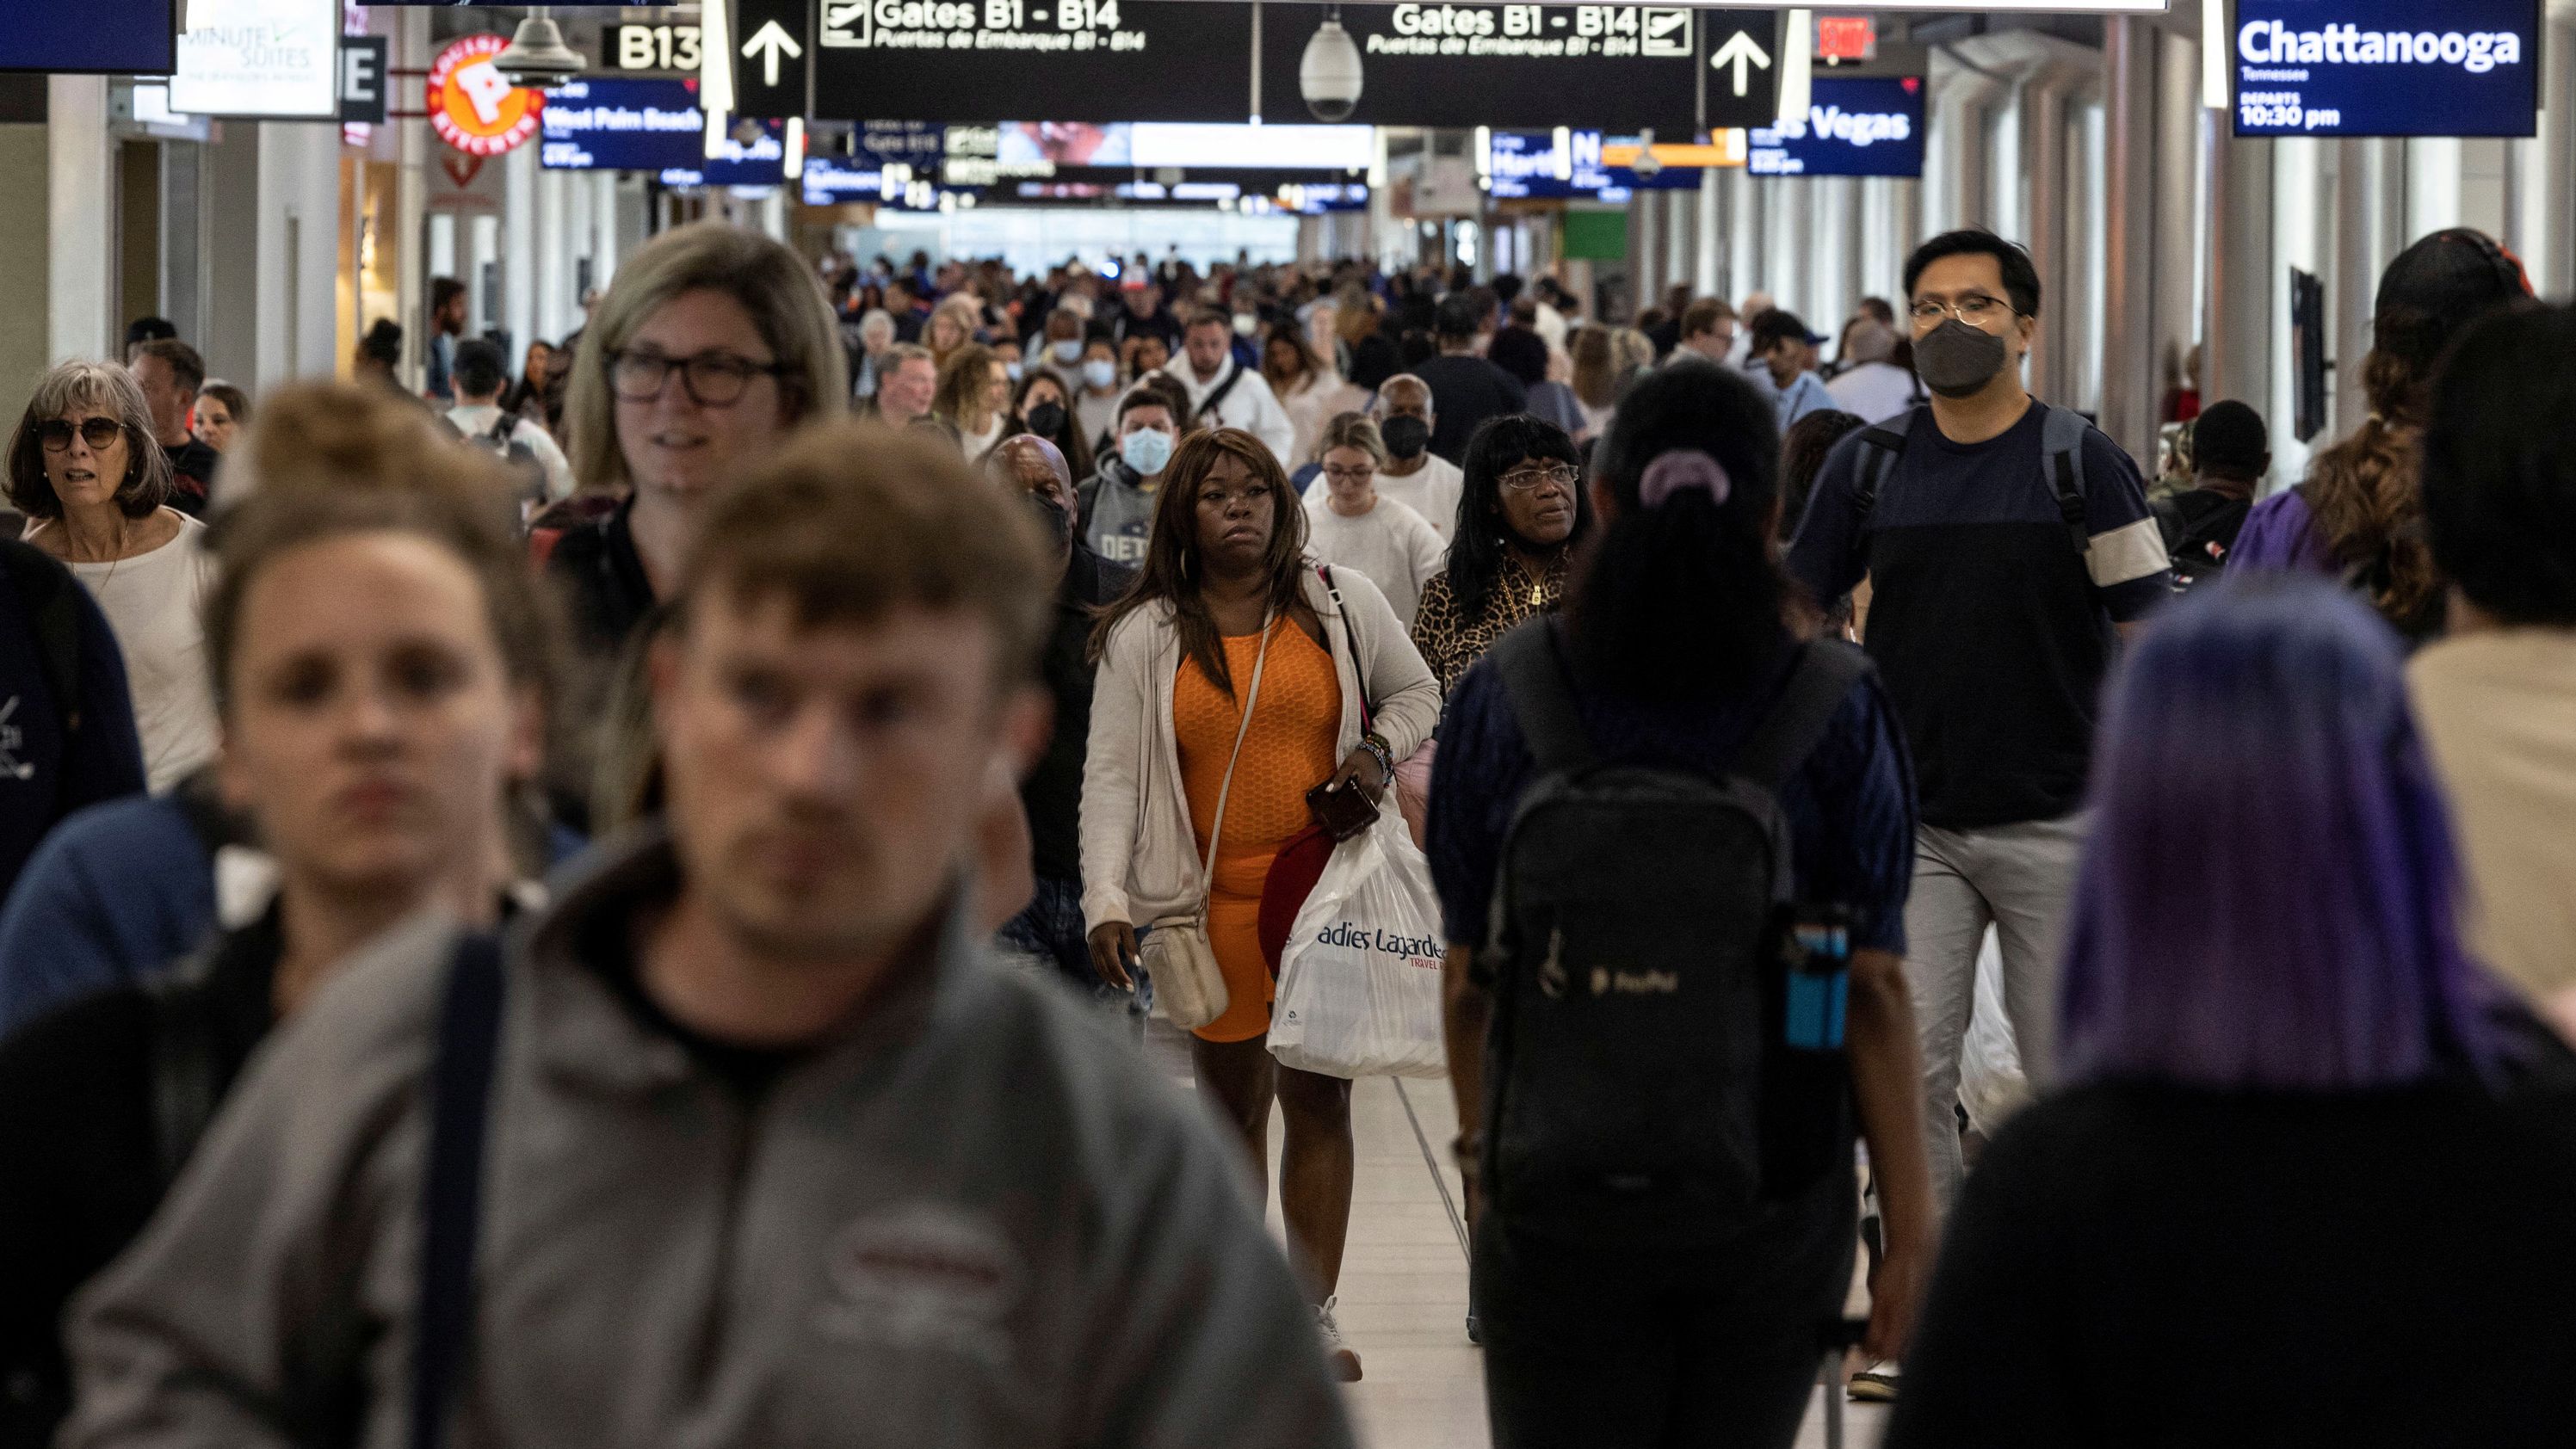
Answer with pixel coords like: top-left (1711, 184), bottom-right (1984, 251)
top-left (59, 422), bottom-right (1357, 1449)
top-left (2410, 302), bottom-right (2576, 1044)
top-left (1887, 574), bottom-right (2576, 1448)
top-left (4, 383), bottom-right (550, 1449)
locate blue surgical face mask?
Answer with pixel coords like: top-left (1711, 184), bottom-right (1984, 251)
top-left (1120, 426), bottom-right (1175, 476)
top-left (1052, 339), bottom-right (1083, 365)
top-left (1082, 358), bottom-right (1118, 390)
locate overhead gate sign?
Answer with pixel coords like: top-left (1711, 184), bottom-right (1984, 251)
top-left (1258, 3), bottom-right (1708, 133)
top-left (2233, 0), bottom-right (2541, 138)
top-left (734, 0), bottom-right (1258, 122)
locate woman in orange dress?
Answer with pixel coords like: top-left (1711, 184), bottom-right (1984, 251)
top-left (1081, 428), bottom-right (1443, 1382)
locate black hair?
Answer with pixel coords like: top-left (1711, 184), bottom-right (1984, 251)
top-left (430, 276), bottom-right (467, 313)
top-left (1779, 409), bottom-right (1864, 542)
top-left (454, 338), bottom-right (510, 398)
top-left (1486, 326), bottom-right (1551, 388)
top-left (1434, 293), bottom-right (1482, 342)
top-left (1903, 229), bottom-right (2042, 318)
top-left (1449, 414), bottom-right (1591, 623)
top-left (125, 316), bottom-right (177, 348)
top-left (2190, 400), bottom-right (2270, 479)
top-left (360, 319), bottom-right (404, 367)
top-left (1571, 362), bottom-right (1788, 699)
top-left (2421, 302), bottom-right (2576, 626)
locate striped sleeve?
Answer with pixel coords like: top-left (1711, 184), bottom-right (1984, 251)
top-left (2078, 430), bottom-right (2171, 620)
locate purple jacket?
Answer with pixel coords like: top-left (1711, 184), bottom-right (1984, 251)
top-left (2232, 488), bottom-right (2338, 575)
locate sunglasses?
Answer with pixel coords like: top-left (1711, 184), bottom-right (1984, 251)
top-left (39, 417), bottom-right (124, 453)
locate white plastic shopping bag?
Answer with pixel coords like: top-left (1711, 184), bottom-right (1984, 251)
top-left (1269, 812), bottom-right (1449, 1080)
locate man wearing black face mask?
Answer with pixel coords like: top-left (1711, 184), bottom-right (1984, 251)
top-left (1368, 373), bottom-right (1464, 544)
top-left (1786, 231), bottom-right (2169, 1261)
top-left (987, 435), bottom-right (1137, 999)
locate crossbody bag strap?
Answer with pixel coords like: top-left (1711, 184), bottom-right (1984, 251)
top-left (1194, 611), bottom-right (1276, 909)
top-left (1317, 565), bottom-right (1374, 735)
top-left (411, 930), bottom-right (508, 1449)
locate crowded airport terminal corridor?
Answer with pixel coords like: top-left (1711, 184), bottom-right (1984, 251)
top-left (5, 3), bottom-right (2576, 1448)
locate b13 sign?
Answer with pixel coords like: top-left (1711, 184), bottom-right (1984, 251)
top-left (2233, 0), bottom-right (2540, 138)
top-left (1746, 77), bottom-right (1924, 177)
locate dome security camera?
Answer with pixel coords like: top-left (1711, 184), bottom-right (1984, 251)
top-left (1300, 15), bottom-right (1363, 123)
top-left (494, 10), bottom-right (587, 89)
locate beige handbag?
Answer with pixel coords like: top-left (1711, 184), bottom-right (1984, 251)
top-left (1142, 613), bottom-right (1275, 1031)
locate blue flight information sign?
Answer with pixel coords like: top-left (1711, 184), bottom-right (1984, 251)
top-left (0, 0), bottom-right (177, 73)
top-left (1747, 77), bottom-right (1925, 178)
top-left (541, 78), bottom-right (785, 187)
top-left (1484, 131), bottom-right (1699, 201)
top-left (2233, 0), bottom-right (2541, 138)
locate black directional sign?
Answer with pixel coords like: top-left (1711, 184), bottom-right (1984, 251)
top-left (732, 0), bottom-right (813, 118)
top-left (758, 0), bottom-right (1255, 123)
top-left (339, 35), bottom-right (389, 123)
top-left (1702, 12), bottom-right (1781, 131)
top-left (1257, 3), bottom-right (1703, 134)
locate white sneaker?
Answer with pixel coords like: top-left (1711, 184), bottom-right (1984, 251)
top-left (1317, 1297), bottom-right (1363, 1383)
top-left (1850, 1358), bottom-right (1899, 1403)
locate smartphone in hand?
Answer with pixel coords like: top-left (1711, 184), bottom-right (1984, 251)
top-left (1306, 779), bottom-right (1380, 842)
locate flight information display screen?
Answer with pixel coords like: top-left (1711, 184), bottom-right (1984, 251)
top-left (2233, 0), bottom-right (2541, 138)
top-left (0, 0), bottom-right (178, 74)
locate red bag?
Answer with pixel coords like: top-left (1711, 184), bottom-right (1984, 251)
top-left (1257, 824), bottom-right (1336, 977)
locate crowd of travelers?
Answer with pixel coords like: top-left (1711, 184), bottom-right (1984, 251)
top-left (0, 216), bottom-right (2572, 1449)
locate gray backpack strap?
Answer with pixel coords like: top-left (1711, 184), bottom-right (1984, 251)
top-left (1491, 620), bottom-right (1596, 777)
top-left (1732, 641), bottom-right (1873, 794)
top-left (2038, 404), bottom-right (2093, 556)
top-left (1851, 410), bottom-right (1914, 525)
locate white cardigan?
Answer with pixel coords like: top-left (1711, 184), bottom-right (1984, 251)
top-left (1080, 564), bottom-right (1441, 934)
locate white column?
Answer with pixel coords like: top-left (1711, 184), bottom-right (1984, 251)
top-left (47, 75), bottom-right (114, 363)
top-left (2270, 136), bottom-right (2326, 482)
top-left (591, 170), bottom-right (621, 293)
top-left (760, 188), bottom-right (787, 242)
top-left (244, 122), bottom-right (340, 386)
top-left (394, 5), bottom-right (429, 385)
top-left (2405, 138), bottom-right (2462, 240)
top-left (1694, 171), bottom-right (1719, 296)
top-left (1725, 167), bottom-right (1759, 305)
top-left (503, 145), bottom-right (536, 359)
top-left (1812, 178), bottom-right (1856, 337)
top-left (535, 165), bottom-right (568, 345)
top-left (565, 165), bottom-right (595, 328)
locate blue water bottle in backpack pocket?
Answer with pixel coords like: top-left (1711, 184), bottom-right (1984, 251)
top-left (1782, 903), bottom-right (1853, 1051)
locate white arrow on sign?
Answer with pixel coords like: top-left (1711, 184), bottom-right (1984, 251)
top-left (1711, 29), bottom-right (1772, 98)
top-left (743, 20), bottom-right (804, 88)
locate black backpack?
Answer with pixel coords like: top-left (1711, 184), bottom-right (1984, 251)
top-left (2153, 489), bottom-right (2252, 593)
top-left (1480, 623), bottom-right (1871, 1238)
top-left (470, 413), bottom-right (547, 507)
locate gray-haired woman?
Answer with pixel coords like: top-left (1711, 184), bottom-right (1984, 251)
top-left (8, 361), bottom-right (214, 790)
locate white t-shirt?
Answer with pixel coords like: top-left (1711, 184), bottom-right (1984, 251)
top-left (448, 402), bottom-right (576, 502)
top-left (1302, 494), bottom-right (1448, 631)
top-left (1826, 362), bottom-right (1924, 426)
top-left (46, 510), bottom-right (218, 791)
top-left (1372, 453), bottom-right (1466, 543)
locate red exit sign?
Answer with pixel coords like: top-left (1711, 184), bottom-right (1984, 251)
top-left (1815, 15), bottom-right (1877, 63)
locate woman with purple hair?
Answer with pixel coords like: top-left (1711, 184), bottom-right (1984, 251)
top-left (1887, 572), bottom-right (2576, 1447)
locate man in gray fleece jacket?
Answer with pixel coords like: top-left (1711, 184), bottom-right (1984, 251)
top-left (61, 422), bottom-right (1358, 1449)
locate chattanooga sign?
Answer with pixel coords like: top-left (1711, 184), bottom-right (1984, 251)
top-left (2233, 0), bottom-right (2540, 138)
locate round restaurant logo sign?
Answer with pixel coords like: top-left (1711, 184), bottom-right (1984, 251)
top-left (429, 35), bottom-right (544, 157)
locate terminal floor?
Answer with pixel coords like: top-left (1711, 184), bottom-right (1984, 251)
top-left (1147, 1022), bottom-right (1891, 1449)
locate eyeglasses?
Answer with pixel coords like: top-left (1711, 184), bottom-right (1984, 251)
top-left (1910, 294), bottom-right (2013, 328)
top-left (38, 417), bottom-right (124, 453)
top-left (609, 348), bottom-right (790, 407)
top-left (1499, 463), bottom-right (1579, 493)
top-left (1321, 464), bottom-right (1374, 483)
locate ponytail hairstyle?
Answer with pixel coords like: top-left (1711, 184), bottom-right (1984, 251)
top-left (2304, 228), bottom-right (2530, 631)
top-left (1569, 361), bottom-right (1789, 700)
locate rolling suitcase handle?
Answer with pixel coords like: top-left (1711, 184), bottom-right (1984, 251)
top-left (1818, 1318), bottom-right (1869, 1449)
